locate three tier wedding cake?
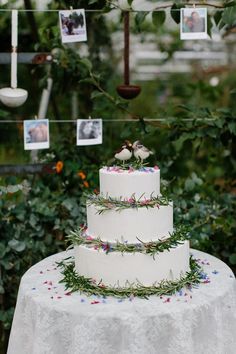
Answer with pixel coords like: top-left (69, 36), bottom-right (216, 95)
top-left (72, 141), bottom-right (190, 288)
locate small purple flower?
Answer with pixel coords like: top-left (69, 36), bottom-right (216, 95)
top-left (199, 272), bottom-right (208, 280)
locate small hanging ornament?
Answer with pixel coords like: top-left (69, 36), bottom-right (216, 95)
top-left (116, 11), bottom-right (141, 100)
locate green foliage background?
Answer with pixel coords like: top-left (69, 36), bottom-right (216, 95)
top-left (0, 0), bottom-right (236, 352)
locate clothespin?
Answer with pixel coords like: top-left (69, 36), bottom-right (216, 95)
top-left (34, 115), bottom-right (38, 120)
top-left (70, 6), bottom-right (73, 14)
top-left (88, 116), bottom-right (92, 120)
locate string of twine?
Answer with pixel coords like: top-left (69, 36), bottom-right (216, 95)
top-left (0, 118), bottom-right (216, 123)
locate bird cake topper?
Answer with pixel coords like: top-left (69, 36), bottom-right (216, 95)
top-left (132, 141), bottom-right (153, 162)
top-left (114, 140), bottom-right (133, 163)
top-left (114, 140), bottom-right (154, 167)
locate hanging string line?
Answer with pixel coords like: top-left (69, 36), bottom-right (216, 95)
top-left (0, 118), bottom-right (217, 123)
top-left (0, 7), bottom-right (223, 13)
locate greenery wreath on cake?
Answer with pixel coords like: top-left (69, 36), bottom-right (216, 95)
top-left (67, 225), bottom-right (189, 257)
top-left (58, 256), bottom-right (203, 299)
top-left (86, 192), bottom-right (171, 214)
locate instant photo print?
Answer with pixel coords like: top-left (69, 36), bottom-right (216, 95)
top-left (59, 9), bottom-right (87, 43)
top-left (24, 119), bottom-right (50, 150)
top-left (76, 119), bottom-right (103, 146)
top-left (181, 8), bottom-right (208, 40)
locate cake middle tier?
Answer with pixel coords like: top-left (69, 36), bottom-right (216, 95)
top-left (87, 202), bottom-right (173, 243)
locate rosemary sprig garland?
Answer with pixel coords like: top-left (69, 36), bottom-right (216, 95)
top-left (67, 225), bottom-right (189, 257)
top-left (87, 193), bottom-right (171, 214)
top-left (58, 257), bottom-right (202, 299)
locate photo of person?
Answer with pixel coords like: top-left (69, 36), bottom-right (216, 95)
top-left (181, 8), bottom-right (207, 40)
top-left (24, 119), bottom-right (50, 150)
top-left (77, 119), bottom-right (102, 146)
top-left (59, 9), bottom-right (87, 43)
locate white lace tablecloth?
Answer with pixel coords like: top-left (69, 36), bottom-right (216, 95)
top-left (7, 249), bottom-right (236, 354)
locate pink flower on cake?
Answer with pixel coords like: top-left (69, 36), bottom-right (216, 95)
top-left (128, 167), bottom-right (135, 173)
top-left (102, 243), bottom-right (110, 252)
top-left (106, 203), bottom-right (113, 209)
top-left (154, 165), bottom-right (159, 170)
top-left (99, 283), bottom-right (106, 288)
top-left (86, 235), bottom-right (93, 241)
top-left (140, 199), bottom-right (150, 205)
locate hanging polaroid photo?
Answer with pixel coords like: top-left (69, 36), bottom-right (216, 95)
top-left (180, 8), bottom-right (208, 40)
top-left (24, 119), bottom-right (49, 150)
top-left (77, 119), bottom-right (103, 146)
top-left (59, 9), bottom-right (87, 43)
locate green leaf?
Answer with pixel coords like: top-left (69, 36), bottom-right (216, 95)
top-left (228, 122), bottom-right (236, 134)
top-left (152, 11), bottom-right (166, 27)
top-left (171, 3), bottom-right (185, 24)
top-left (0, 243), bottom-right (6, 258)
top-left (29, 214), bottom-right (38, 228)
top-left (79, 58), bottom-right (93, 72)
top-left (229, 253), bottom-right (236, 265)
top-left (219, 18), bottom-right (226, 29)
top-left (134, 11), bottom-right (148, 31)
top-left (214, 11), bottom-right (222, 26)
top-left (230, 89), bottom-right (236, 94)
top-left (91, 90), bottom-right (104, 99)
top-left (173, 132), bottom-right (194, 152)
top-left (191, 172), bottom-right (203, 186)
top-left (207, 14), bottom-right (213, 38)
top-left (185, 178), bottom-right (195, 192)
top-left (88, 0), bottom-right (98, 4)
top-left (79, 78), bottom-right (96, 85)
top-left (8, 239), bottom-right (26, 252)
top-left (0, 109), bottom-right (10, 118)
top-left (222, 5), bottom-right (236, 26)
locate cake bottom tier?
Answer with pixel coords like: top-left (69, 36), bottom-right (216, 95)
top-left (74, 241), bottom-right (190, 287)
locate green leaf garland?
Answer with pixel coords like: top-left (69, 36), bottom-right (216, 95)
top-left (87, 193), bottom-right (171, 214)
top-left (58, 257), bottom-right (202, 299)
top-left (67, 225), bottom-right (189, 257)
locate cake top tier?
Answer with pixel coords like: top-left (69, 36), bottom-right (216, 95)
top-left (99, 140), bottom-right (159, 200)
top-left (99, 166), bottom-right (160, 200)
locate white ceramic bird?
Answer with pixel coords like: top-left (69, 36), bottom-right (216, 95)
top-left (115, 140), bottom-right (133, 163)
top-left (132, 141), bottom-right (153, 162)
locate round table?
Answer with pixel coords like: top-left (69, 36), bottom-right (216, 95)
top-left (7, 249), bottom-right (236, 354)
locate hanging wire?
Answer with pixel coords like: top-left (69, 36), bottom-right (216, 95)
top-left (0, 8), bottom-right (213, 13)
top-left (0, 118), bottom-right (216, 123)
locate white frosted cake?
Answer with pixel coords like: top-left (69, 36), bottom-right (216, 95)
top-left (74, 165), bottom-right (190, 287)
